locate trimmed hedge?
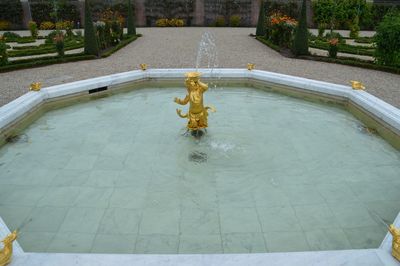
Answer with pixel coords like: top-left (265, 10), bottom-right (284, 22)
top-left (309, 40), bottom-right (375, 56)
top-left (8, 42), bottom-right (84, 57)
top-left (292, 0), bottom-right (309, 56)
top-left (256, 0), bottom-right (266, 36)
top-left (101, 35), bottom-right (138, 58)
top-left (255, 36), bottom-right (400, 75)
top-left (84, 0), bottom-right (99, 56)
top-left (375, 11), bottom-right (400, 68)
top-left (0, 53), bottom-right (96, 73)
top-left (354, 37), bottom-right (374, 44)
top-left (0, 34), bottom-right (140, 73)
top-left (127, 0), bottom-right (136, 36)
top-left (299, 54), bottom-right (400, 75)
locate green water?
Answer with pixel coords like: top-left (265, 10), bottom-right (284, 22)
top-left (0, 86), bottom-right (399, 254)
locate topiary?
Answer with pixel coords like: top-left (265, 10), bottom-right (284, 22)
top-left (318, 23), bottom-right (325, 38)
top-left (256, 0), bottom-right (266, 36)
top-left (375, 11), bottom-right (400, 68)
top-left (0, 38), bottom-right (8, 66)
top-left (53, 32), bottom-right (65, 57)
top-left (292, 0), bottom-right (308, 56)
top-left (127, 0), bottom-right (136, 36)
top-left (28, 21), bottom-right (38, 39)
top-left (84, 0), bottom-right (99, 56)
top-left (349, 15), bottom-right (360, 39)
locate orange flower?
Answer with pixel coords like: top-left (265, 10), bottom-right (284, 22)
top-left (329, 38), bottom-right (339, 46)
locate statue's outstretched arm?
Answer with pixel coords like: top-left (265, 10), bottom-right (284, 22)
top-left (174, 94), bottom-right (189, 105)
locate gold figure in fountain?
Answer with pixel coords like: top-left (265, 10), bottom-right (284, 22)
top-left (174, 72), bottom-right (215, 131)
top-left (389, 224), bottom-right (400, 261)
top-left (0, 231), bottom-right (18, 266)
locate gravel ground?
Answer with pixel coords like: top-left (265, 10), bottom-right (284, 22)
top-left (1, 27), bottom-right (399, 108)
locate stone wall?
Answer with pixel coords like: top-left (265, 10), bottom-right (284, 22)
top-left (18, 0), bottom-right (313, 28)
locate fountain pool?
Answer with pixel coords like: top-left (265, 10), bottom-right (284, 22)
top-left (0, 69), bottom-right (399, 264)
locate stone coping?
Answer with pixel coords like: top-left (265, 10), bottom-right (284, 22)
top-left (0, 68), bottom-right (399, 265)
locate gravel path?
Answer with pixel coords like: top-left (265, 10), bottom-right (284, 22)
top-left (1, 27), bottom-right (399, 108)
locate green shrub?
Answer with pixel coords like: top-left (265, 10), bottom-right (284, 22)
top-left (84, 0), bottom-right (99, 56)
top-left (45, 30), bottom-right (63, 44)
top-left (16, 37), bottom-right (36, 44)
top-left (354, 36), bottom-right (374, 44)
top-left (268, 13), bottom-right (297, 48)
top-left (318, 23), bottom-right (325, 38)
top-left (292, 0), bottom-right (309, 56)
top-left (215, 16), bottom-right (226, 27)
top-left (230, 15), bottom-right (241, 27)
top-left (53, 33), bottom-right (65, 57)
top-left (28, 21), bottom-right (38, 39)
top-left (375, 11), bottom-right (400, 67)
top-left (127, 0), bottom-right (136, 36)
top-left (325, 32), bottom-right (345, 44)
top-left (0, 39), bottom-right (8, 66)
top-left (349, 16), bottom-right (360, 39)
top-left (309, 39), bottom-right (374, 56)
top-left (328, 38), bottom-right (339, 58)
top-left (256, 0), bottom-right (266, 35)
top-left (2, 32), bottom-right (20, 39)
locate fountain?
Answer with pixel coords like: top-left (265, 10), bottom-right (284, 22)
top-left (174, 71), bottom-right (216, 136)
top-left (0, 50), bottom-right (400, 264)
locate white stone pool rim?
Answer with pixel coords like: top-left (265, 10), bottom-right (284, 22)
top-left (0, 68), bottom-right (399, 265)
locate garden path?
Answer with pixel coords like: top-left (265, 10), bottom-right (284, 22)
top-left (0, 27), bottom-right (399, 108)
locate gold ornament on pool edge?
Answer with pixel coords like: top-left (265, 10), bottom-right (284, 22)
top-left (0, 230), bottom-right (18, 266)
top-left (174, 72), bottom-right (215, 131)
top-left (389, 224), bottom-right (400, 261)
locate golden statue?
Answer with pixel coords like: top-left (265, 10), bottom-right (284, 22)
top-left (29, 82), bottom-right (42, 91)
top-left (247, 63), bottom-right (255, 71)
top-left (389, 224), bottom-right (400, 261)
top-left (350, 80), bottom-right (365, 90)
top-left (140, 64), bottom-right (147, 71)
top-left (174, 72), bottom-right (215, 131)
top-left (0, 231), bottom-right (18, 266)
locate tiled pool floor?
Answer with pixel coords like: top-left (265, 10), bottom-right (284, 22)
top-left (0, 87), bottom-right (399, 253)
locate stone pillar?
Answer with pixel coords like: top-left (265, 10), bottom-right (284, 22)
top-left (20, 0), bottom-right (32, 29)
top-left (193, 0), bottom-right (204, 26)
top-left (134, 0), bottom-right (146, 27)
top-left (251, 0), bottom-right (261, 27)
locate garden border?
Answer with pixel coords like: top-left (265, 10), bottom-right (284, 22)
top-left (255, 36), bottom-right (400, 75)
